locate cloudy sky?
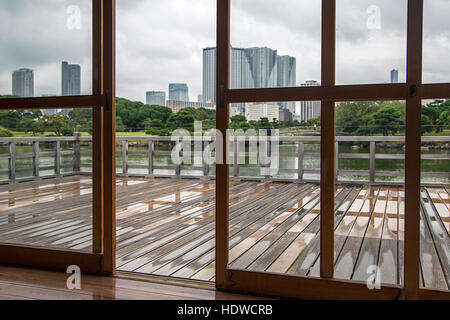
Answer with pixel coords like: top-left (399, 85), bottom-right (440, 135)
top-left (0, 0), bottom-right (449, 102)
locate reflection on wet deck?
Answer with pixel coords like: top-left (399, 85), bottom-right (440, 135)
top-left (0, 176), bottom-right (448, 291)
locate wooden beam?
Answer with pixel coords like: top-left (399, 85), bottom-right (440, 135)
top-left (404, 0), bottom-right (423, 300)
top-left (0, 244), bottom-right (102, 274)
top-left (226, 83), bottom-right (408, 103)
top-left (215, 0), bottom-right (230, 290)
top-left (320, 0), bottom-right (336, 279)
top-left (422, 83), bottom-right (450, 100)
top-left (0, 95), bottom-right (105, 110)
top-left (102, 0), bottom-right (116, 275)
top-left (226, 269), bottom-right (402, 300)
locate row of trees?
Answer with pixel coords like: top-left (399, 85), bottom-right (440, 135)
top-left (0, 95), bottom-right (448, 137)
top-left (335, 100), bottom-right (450, 136)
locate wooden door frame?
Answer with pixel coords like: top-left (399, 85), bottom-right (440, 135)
top-left (0, 0), bottom-right (116, 275)
top-left (215, 0), bottom-right (450, 299)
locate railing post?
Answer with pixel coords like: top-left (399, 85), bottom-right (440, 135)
top-left (55, 140), bottom-right (61, 175)
top-left (122, 140), bottom-right (128, 175)
top-left (8, 142), bottom-right (15, 182)
top-left (369, 141), bottom-right (376, 183)
top-left (335, 141), bottom-right (339, 182)
top-left (203, 139), bottom-right (210, 177)
top-left (297, 141), bottom-right (304, 181)
top-left (33, 141), bottom-right (40, 178)
top-left (148, 140), bottom-right (153, 176)
top-left (233, 137), bottom-right (239, 178)
top-left (73, 133), bottom-right (81, 174)
top-left (175, 140), bottom-right (181, 177)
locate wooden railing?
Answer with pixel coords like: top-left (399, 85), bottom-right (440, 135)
top-left (0, 135), bottom-right (448, 184)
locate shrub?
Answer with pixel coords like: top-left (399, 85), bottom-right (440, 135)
top-left (0, 126), bottom-right (13, 137)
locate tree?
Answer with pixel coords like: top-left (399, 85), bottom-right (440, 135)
top-left (34, 115), bottom-right (72, 136)
top-left (167, 109), bottom-right (195, 131)
top-left (370, 106), bottom-right (404, 136)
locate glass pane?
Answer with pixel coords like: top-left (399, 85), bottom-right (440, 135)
top-left (423, 0), bottom-right (450, 83)
top-left (223, 101), bottom-right (323, 281)
top-left (420, 99), bottom-right (450, 292)
top-left (336, 0), bottom-right (407, 85)
top-left (333, 101), bottom-right (405, 288)
top-left (0, 0), bottom-right (92, 97)
top-left (0, 108), bottom-right (93, 252)
top-left (115, 0), bottom-right (217, 279)
top-left (227, 0), bottom-right (321, 94)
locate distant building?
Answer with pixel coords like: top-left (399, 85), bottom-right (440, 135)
top-left (279, 108), bottom-right (293, 122)
top-left (146, 91), bottom-right (166, 106)
top-left (390, 69), bottom-right (399, 83)
top-left (203, 46), bottom-right (296, 113)
top-left (12, 68), bottom-right (34, 97)
top-left (299, 81), bottom-right (321, 122)
top-left (169, 83), bottom-right (189, 101)
top-left (166, 99), bottom-right (215, 113)
top-left (62, 61), bottom-right (81, 96)
top-left (245, 103), bottom-right (279, 122)
top-left (197, 94), bottom-right (204, 102)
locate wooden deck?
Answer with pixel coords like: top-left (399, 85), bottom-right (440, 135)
top-left (0, 176), bottom-right (448, 291)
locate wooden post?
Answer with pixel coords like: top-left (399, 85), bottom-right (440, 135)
top-left (297, 141), bottom-right (304, 181)
top-left (8, 142), bottom-right (15, 182)
top-left (320, 0), bottom-right (336, 279)
top-left (55, 141), bottom-right (61, 175)
top-left (73, 133), bottom-right (81, 173)
top-left (122, 140), bottom-right (128, 175)
top-left (102, 0), bottom-right (117, 275)
top-left (404, 0), bottom-right (423, 300)
top-left (148, 140), bottom-right (154, 176)
top-left (92, 0), bottom-right (104, 255)
top-left (33, 141), bottom-right (40, 178)
top-left (215, 0), bottom-right (230, 290)
top-left (369, 141), bottom-right (376, 183)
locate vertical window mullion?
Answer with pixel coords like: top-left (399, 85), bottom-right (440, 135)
top-left (320, 0), bottom-right (336, 279)
top-left (405, 0), bottom-right (423, 299)
top-left (215, 0), bottom-right (231, 289)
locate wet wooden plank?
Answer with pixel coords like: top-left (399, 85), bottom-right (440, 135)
top-left (333, 187), bottom-right (380, 280)
top-left (351, 187), bottom-right (389, 282)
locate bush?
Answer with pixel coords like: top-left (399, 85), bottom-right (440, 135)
top-left (0, 126), bottom-right (13, 137)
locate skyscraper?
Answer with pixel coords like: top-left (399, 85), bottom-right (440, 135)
top-left (299, 81), bottom-right (321, 122)
top-left (146, 91), bottom-right (166, 106)
top-left (203, 46), bottom-right (296, 112)
top-left (390, 69), bottom-right (399, 83)
top-left (169, 83), bottom-right (189, 101)
top-left (62, 61), bottom-right (81, 96)
top-left (12, 68), bottom-right (34, 97)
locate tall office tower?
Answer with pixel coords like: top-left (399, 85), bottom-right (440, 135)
top-left (169, 83), bottom-right (189, 101)
top-left (299, 81), bottom-right (321, 122)
top-left (203, 46), bottom-right (296, 113)
top-left (12, 68), bottom-right (34, 97)
top-left (61, 61), bottom-right (81, 96)
top-left (277, 55), bottom-right (297, 113)
top-left (146, 91), bottom-right (166, 106)
top-left (390, 69), bottom-right (399, 83)
top-left (203, 47), bottom-right (216, 104)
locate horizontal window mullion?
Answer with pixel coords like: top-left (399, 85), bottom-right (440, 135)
top-left (226, 83), bottom-right (408, 103)
top-left (422, 83), bottom-right (450, 99)
top-left (0, 94), bottom-right (106, 110)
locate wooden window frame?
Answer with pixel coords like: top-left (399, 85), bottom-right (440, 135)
top-left (0, 0), bottom-right (116, 275)
top-left (216, 0), bottom-right (450, 299)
